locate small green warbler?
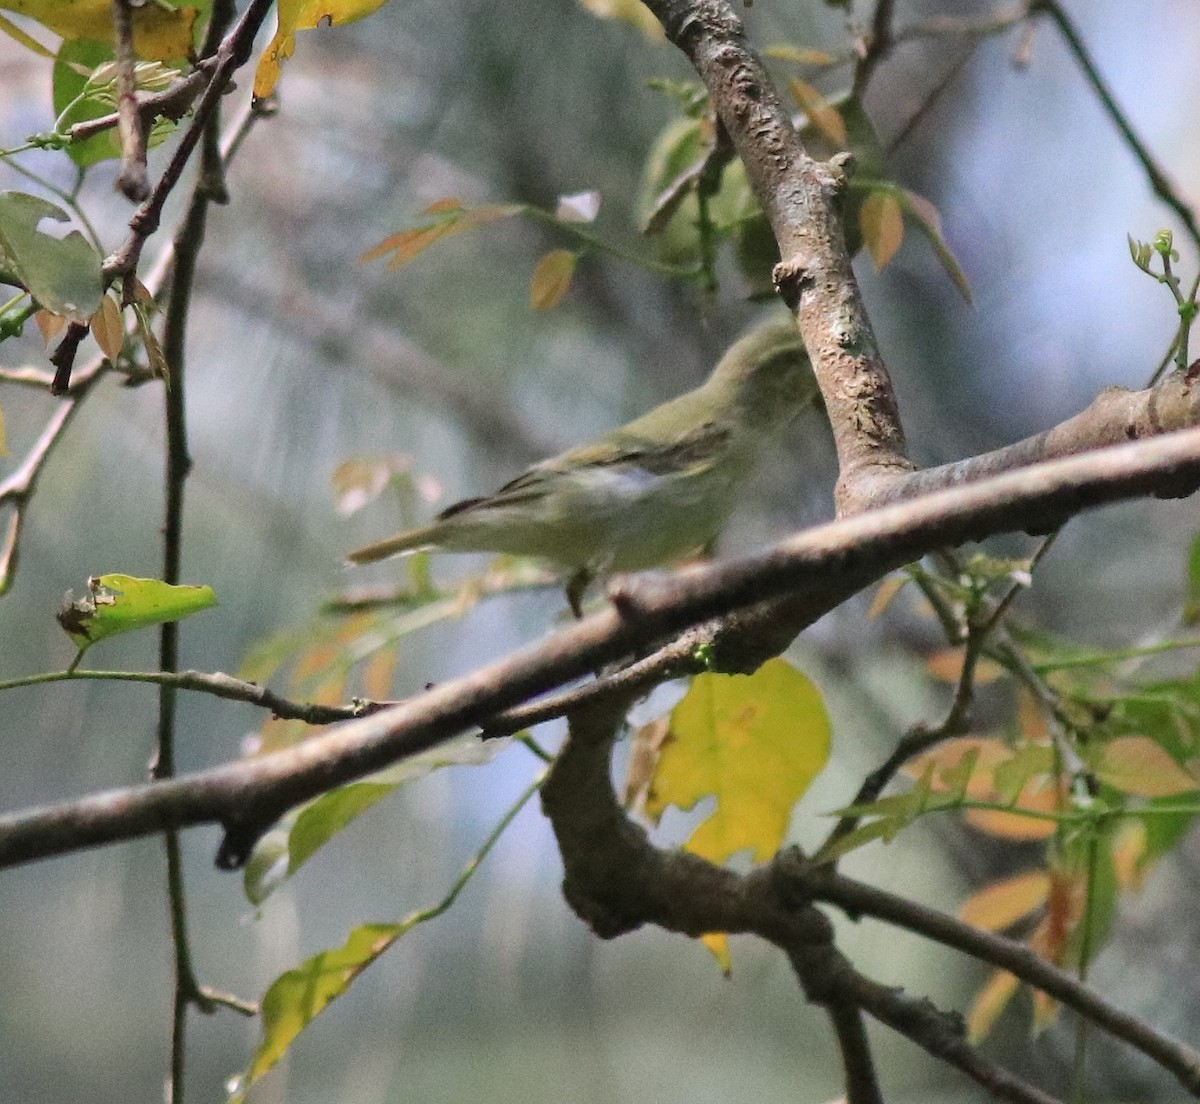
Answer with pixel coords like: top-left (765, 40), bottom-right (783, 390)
top-left (348, 320), bottom-right (817, 612)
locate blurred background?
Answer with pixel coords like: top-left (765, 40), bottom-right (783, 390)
top-left (1, 1), bottom-right (1199, 1101)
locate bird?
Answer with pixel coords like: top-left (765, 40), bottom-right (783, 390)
top-left (348, 320), bottom-right (818, 614)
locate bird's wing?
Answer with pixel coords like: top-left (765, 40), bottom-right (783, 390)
top-left (494, 418), bottom-right (729, 489)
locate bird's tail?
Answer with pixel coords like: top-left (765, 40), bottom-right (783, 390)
top-left (346, 524), bottom-right (442, 564)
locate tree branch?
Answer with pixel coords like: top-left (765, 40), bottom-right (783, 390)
top-left (640, 0), bottom-right (913, 511)
top-left (540, 689), bottom-right (1061, 1104)
top-left (0, 425), bottom-right (1198, 868)
top-left (783, 857), bottom-right (1200, 1095)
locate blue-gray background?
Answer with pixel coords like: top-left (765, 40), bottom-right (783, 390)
top-left (1, 2), bottom-right (1199, 1102)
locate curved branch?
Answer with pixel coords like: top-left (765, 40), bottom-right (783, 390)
top-left (540, 691), bottom-right (1059, 1104)
top-left (784, 858), bottom-right (1200, 1096)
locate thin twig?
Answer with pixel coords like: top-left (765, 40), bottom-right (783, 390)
top-left (789, 859), bottom-right (1200, 1096)
top-left (152, 3), bottom-right (239, 1097)
top-left (852, 0), bottom-right (896, 98)
top-left (1033, 0), bottom-right (1200, 254)
top-left (0, 667), bottom-right (381, 723)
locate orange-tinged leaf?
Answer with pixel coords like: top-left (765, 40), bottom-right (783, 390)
top-left (361, 643), bottom-right (397, 701)
top-left (34, 308), bottom-right (67, 345)
top-left (1016, 688), bottom-right (1049, 744)
top-left (925, 648), bottom-right (1004, 685)
top-left (90, 294), bottom-right (123, 361)
top-left (764, 44), bottom-right (836, 66)
top-left (529, 249), bottom-right (578, 310)
top-left (966, 969), bottom-right (1020, 1042)
top-left (646, 658), bottom-right (831, 866)
top-left (1096, 736), bottom-right (1199, 797)
top-left (1111, 819), bottom-right (1149, 890)
top-left (859, 190), bottom-right (904, 270)
top-left (360, 221), bottom-right (458, 268)
top-left (907, 738), bottom-right (1058, 840)
top-left (1027, 912), bottom-right (1065, 1036)
top-left (960, 870), bottom-right (1051, 931)
top-left (898, 188), bottom-right (973, 304)
top-left (0, 0), bottom-right (195, 61)
top-left (622, 715), bottom-right (672, 812)
top-left (965, 781), bottom-right (1058, 840)
top-left (867, 574), bottom-right (907, 619)
top-left (254, 0), bottom-right (390, 97)
top-left (360, 204), bottom-right (522, 268)
top-left (789, 78), bottom-right (846, 146)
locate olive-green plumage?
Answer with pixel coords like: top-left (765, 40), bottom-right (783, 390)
top-left (348, 321), bottom-right (816, 583)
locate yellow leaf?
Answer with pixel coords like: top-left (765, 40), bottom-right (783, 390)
top-left (576, 0), bottom-right (664, 39)
top-left (529, 250), bottom-right (578, 310)
top-left (966, 969), bottom-right (1020, 1042)
top-left (0, 403), bottom-right (7, 456)
top-left (789, 78), bottom-right (846, 147)
top-left (1111, 819), bottom-right (1149, 891)
top-left (90, 294), bottom-right (123, 361)
top-left (859, 190), bottom-right (904, 271)
top-left (960, 870), bottom-right (1051, 932)
top-left (0, 0), bottom-right (196, 61)
top-left (646, 658), bottom-right (831, 865)
top-left (0, 12), bottom-right (52, 57)
top-left (701, 932), bottom-right (731, 976)
top-left (254, 0), bottom-right (391, 98)
top-left (1095, 736), bottom-right (1199, 797)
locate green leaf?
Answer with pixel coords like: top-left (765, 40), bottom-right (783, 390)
top-left (243, 735), bottom-right (505, 904)
top-left (56, 573), bottom-right (216, 649)
top-left (0, 192), bottom-right (102, 321)
top-left (1185, 533), bottom-right (1200, 625)
top-left (238, 921), bottom-right (415, 1090)
top-left (232, 769), bottom-right (547, 1098)
top-left (53, 38), bottom-right (119, 167)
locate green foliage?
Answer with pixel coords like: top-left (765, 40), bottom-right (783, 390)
top-left (0, 191), bottom-right (102, 321)
top-left (1128, 229), bottom-right (1200, 373)
top-left (56, 574), bottom-right (216, 661)
top-left (231, 767), bottom-right (547, 1098)
top-left (243, 735), bottom-right (506, 904)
